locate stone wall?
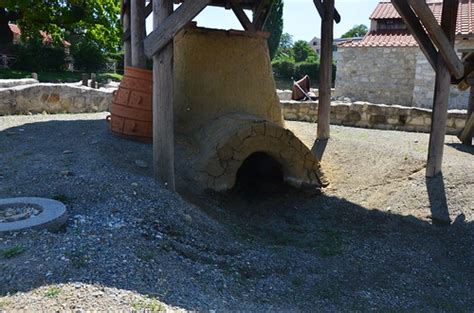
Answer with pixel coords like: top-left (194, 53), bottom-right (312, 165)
top-left (336, 43), bottom-right (471, 110)
top-left (281, 100), bottom-right (467, 135)
top-left (335, 46), bottom-right (418, 106)
top-left (0, 83), bottom-right (114, 115)
top-left (412, 48), bottom-right (469, 109)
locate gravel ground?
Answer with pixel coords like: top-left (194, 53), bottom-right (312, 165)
top-left (0, 112), bottom-right (473, 312)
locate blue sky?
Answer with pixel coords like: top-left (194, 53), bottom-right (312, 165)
top-left (146, 0), bottom-right (380, 41)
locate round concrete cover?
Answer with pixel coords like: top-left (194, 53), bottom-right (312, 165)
top-left (0, 197), bottom-right (68, 232)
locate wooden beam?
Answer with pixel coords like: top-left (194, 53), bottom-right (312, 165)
top-left (312, 0), bottom-right (341, 24)
top-left (409, 0), bottom-right (464, 80)
top-left (317, 0), bottom-right (334, 140)
top-left (231, 2), bottom-right (255, 31)
top-left (144, 0), bottom-right (211, 58)
top-left (131, 0), bottom-right (147, 68)
top-left (426, 0), bottom-right (459, 177)
top-left (458, 87), bottom-right (474, 145)
top-left (392, 0), bottom-right (437, 71)
top-left (153, 0), bottom-right (176, 191)
top-left (145, 0), bottom-right (153, 17)
top-left (122, 0), bottom-right (132, 67)
top-left (253, 0), bottom-right (273, 30)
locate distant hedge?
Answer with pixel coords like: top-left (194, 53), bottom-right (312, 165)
top-left (272, 60), bottom-right (336, 87)
top-left (11, 42), bottom-right (66, 72)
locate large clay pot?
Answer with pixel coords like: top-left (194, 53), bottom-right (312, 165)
top-left (109, 66), bottom-right (153, 142)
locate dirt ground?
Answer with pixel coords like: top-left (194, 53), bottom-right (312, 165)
top-left (0, 113), bottom-right (473, 311)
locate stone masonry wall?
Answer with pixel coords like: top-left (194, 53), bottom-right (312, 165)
top-left (0, 83), bottom-right (114, 115)
top-left (281, 100), bottom-right (467, 135)
top-left (337, 43), bottom-right (471, 110)
top-left (412, 48), bottom-right (469, 109)
top-left (335, 46), bottom-right (418, 106)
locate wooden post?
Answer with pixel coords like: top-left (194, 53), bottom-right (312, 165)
top-left (131, 0), bottom-right (147, 68)
top-left (90, 73), bottom-right (96, 89)
top-left (123, 1), bottom-right (132, 67)
top-left (153, 0), bottom-right (175, 191)
top-left (426, 0), bottom-right (459, 177)
top-left (82, 73), bottom-right (88, 86)
top-left (317, 0), bottom-right (334, 140)
top-left (459, 86), bottom-right (474, 145)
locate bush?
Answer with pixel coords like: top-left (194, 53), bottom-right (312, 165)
top-left (11, 42), bottom-right (66, 72)
top-left (71, 41), bottom-right (107, 71)
top-left (272, 60), bottom-right (336, 88)
top-left (294, 62), bottom-right (319, 83)
top-left (272, 60), bottom-right (295, 79)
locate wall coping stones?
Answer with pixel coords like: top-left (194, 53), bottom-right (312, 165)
top-left (281, 99), bottom-right (468, 135)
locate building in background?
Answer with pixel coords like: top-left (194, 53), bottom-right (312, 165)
top-left (335, 0), bottom-right (474, 110)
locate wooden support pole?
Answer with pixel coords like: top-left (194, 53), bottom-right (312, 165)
top-left (252, 0), bottom-right (273, 30)
top-left (392, 0), bottom-right (437, 71)
top-left (131, 0), bottom-right (147, 68)
top-left (458, 87), bottom-right (474, 145)
top-left (231, 2), bottom-right (255, 31)
top-left (426, 0), bottom-right (459, 177)
top-left (144, 0), bottom-right (211, 58)
top-left (317, 0), bottom-right (334, 140)
top-left (122, 0), bottom-right (132, 67)
top-left (409, 0), bottom-right (464, 79)
top-left (153, 0), bottom-right (175, 191)
top-left (312, 0), bottom-right (341, 24)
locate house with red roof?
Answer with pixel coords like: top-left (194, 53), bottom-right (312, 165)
top-left (335, 0), bottom-right (474, 110)
top-left (0, 23), bottom-right (71, 68)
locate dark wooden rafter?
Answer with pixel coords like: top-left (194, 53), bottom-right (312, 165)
top-left (252, 0), bottom-right (273, 30)
top-left (313, 0), bottom-right (341, 24)
top-left (144, 0), bottom-right (211, 58)
top-left (230, 1), bottom-right (255, 31)
top-left (392, 0), bottom-right (437, 71)
top-left (408, 0), bottom-right (464, 80)
top-left (426, 0), bottom-right (459, 177)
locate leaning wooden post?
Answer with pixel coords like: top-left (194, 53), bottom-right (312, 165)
top-left (152, 0), bottom-right (175, 191)
top-left (317, 0), bottom-right (335, 140)
top-left (426, 0), bottom-right (459, 177)
top-left (123, 0), bottom-right (132, 67)
top-left (131, 0), bottom-right (147, 68)
top-left (460, 85), bottom-right (474, 145)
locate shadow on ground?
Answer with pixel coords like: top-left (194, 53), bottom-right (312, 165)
top-left (0, 117), bottom-right (473, 311)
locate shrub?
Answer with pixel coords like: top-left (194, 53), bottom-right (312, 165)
top-left (272, 60), bottom-right (295, 79)
top-left (11, 42), bottom-right (66, 72)
top-left (71, 41), bottom-right (107, 71)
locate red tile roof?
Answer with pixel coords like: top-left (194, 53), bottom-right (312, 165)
top-left (341, 30), bottom-right (418, 47)
top-left (8, 24), bottom-right (21, 35)
top-left (370, 0), bottom-right (474, 36)
top-left (342, 0), bottom-right (474, 47)
top-left (8, 23), bottom-right (71, 47)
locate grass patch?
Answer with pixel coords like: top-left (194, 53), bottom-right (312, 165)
top-left (0, 300), bottom-right (12, 309)
top-left (44, 287), bottom-right (61, 298)
top-left (0, 69), bottom-right (122, 83)
top-left (130, 298), bottom-right (166, 312)
top-left (52, 193), bottom-right (73, 204)
top-left (2, 245), bottom-right (26, 259)
top-left (65, 249), bottom-right (90, 268)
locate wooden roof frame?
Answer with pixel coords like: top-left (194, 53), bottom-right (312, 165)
top-left (122, 0), bottom-right (471, 192)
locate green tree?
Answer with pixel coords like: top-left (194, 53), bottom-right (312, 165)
top-left (341, 24), bottom-right (368, 38)
top-left (0, 0), bottom-right (121, 53)
top-left (279, 32), bottom-right (293, 50)
top-left (293, 40), bottom-right (318, 63)
top-left (263, 0), bottom-right (284, 60)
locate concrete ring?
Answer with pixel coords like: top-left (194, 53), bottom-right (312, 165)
top-left (0, 197), bottom-right (68, 232)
